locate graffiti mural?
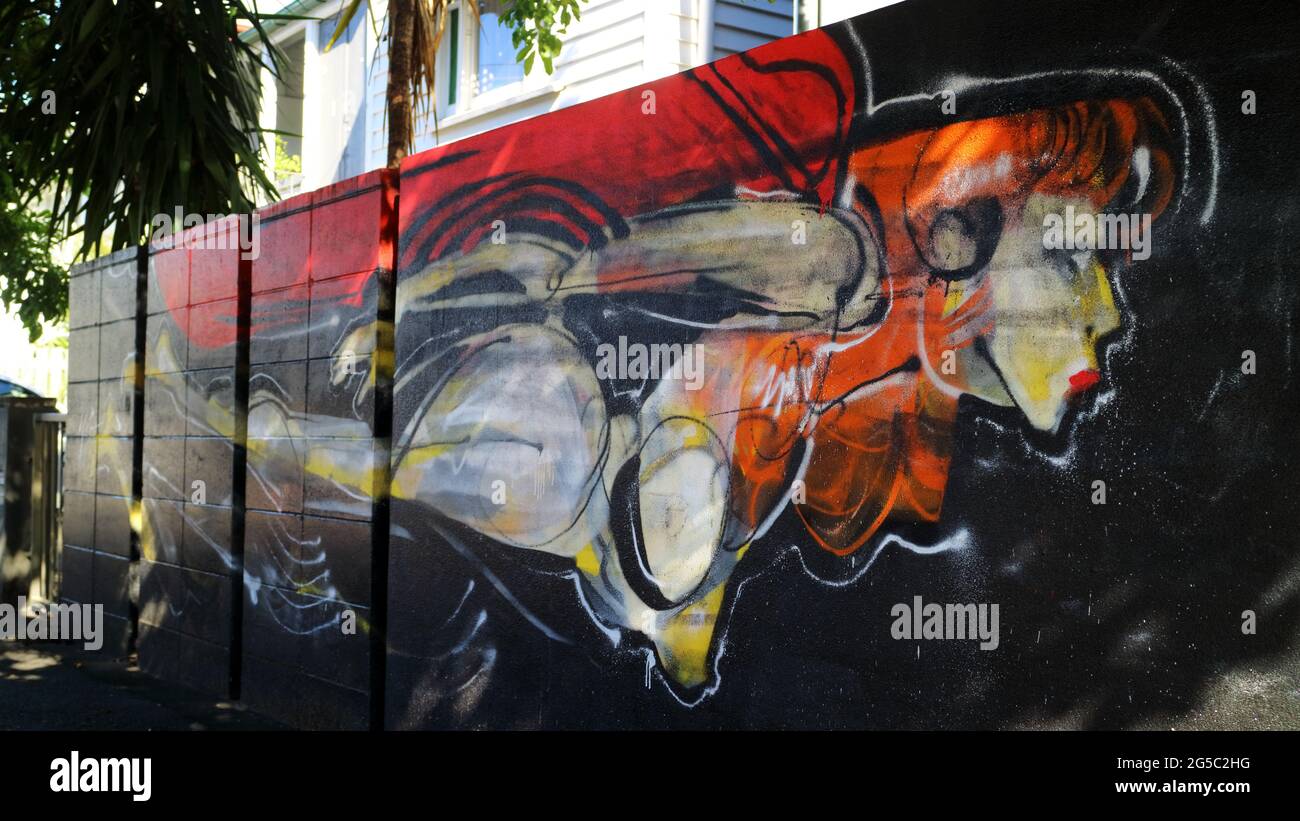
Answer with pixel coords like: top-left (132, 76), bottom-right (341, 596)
top-left (237, 172), bottom-right (391, 727)
top-left (136, 175), bottom-right (391, 724)
top-left (61, 0), bottom-right (1299, 729)
top-left (385, 0), bottom-right (1260, 727)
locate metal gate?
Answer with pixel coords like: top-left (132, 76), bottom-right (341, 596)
top-left (30, 412), bottom-right (65, 602)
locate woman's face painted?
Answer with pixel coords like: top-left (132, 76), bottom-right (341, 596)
top-left (851, 101), bottom-right (1166, 434)
top-left (945, 191), bottom-right (1122, 432)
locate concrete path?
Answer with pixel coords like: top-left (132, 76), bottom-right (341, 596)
top-left (0, 643), bottom-right (283, 730)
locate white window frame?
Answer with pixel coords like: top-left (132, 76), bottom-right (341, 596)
top-left (436, 2), bottom-right (464, 118)
top-left (468, 1), bottom-right (537, 106)
top-left (438, 0), bottom-right (544, 118)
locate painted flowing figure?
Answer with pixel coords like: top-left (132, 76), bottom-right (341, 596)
top-left (140, 25), bottom-right (1215, 702)
top-left (386, 28), bottom-right (1207, 694)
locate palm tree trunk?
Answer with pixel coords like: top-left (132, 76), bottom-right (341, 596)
top-left (386, 0), bottom-right (415, 168)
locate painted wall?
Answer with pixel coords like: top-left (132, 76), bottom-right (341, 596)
top-left (63, 246), bottom-right (140, 658)
top-left (237, 173), bottom-right (392, 727)
top-left (127, 174), bottom-right (394, 726)
top-left (63, 0), bottom-right (1300, 730)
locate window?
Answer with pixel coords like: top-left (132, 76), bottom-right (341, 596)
top-left (424, 1), bottom-right (541, 132)
top-left (475, 11), bottom-right (524, 96)
top-left (273, 34), bottom-right (305, 196)
top-left (447, 8), bottom-right (460, 106)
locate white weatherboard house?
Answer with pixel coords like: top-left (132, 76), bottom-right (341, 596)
top-left (244, 0), bottom-right (900, 199)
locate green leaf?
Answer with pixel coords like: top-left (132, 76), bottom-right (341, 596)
top-left (324, 0), bottom-right (363, 53)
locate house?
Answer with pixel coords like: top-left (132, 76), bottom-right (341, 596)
top-left (243, 0), bottom-right (898, 198)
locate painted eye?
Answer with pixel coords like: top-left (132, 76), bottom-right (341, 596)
top-left (919, 197), bottom-right (1003, 281)
top-left (929, 211), bottom-right (980, 271)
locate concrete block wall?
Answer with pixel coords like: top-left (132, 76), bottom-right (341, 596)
top-left (67, 178), bottom-right (393, 726)
top-left (138, 219), bottom-right (242, 696)
top-left (239, 171), bottom-right (392, 729)
top-left (63, 246), bottom-right (140, 656)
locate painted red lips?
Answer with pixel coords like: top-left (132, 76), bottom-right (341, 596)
top-left (1068, 368), bottom-right (1102, 393)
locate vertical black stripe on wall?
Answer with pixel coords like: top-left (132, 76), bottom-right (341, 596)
top-left (370, 171), bottom-right (398, 730)
top-left (229, 237), bottom-right (253, 699)
top-left (128, 243), bottom-right (148, 651)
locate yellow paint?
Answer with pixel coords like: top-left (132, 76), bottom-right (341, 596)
top-left (129, 500), bottom-right (143, 535)
top-left (138, 503), bottom-right (157, 562)
top-left (303, 446), bottom-right (378, 498)
top-left (396, 265), bottom-right (458, 315)
top-left (143, 331), bottom-right (180, 379)
top-left (574, 544), bottom-right (601, 576)
top-left (1079, 256), bottom-right (1118, 350)
top-left (943, 282), bottom-right (967, 316)
top-left (656, 582), bottom-right (726, 688)
top-left (390, 441), bottom-right (459, 499)
top-left (679, 420), bottom-right (711, 449)
top-left (1007, 258), bottom-right (1116, 405)
top-left (1017, 340), bottom-right (1061, 404)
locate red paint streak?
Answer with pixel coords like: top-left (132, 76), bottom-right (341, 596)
top-left (1069, 369), bottom-right (1102, 392)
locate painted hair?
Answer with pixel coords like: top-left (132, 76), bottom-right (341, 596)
top-left (851, 97), bottom-right (1177, 282)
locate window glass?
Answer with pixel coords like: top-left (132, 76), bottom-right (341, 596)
top-left (477, 12), bottom-right (524, 94)
top-left (447, 8), bottom-right (459, 106)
